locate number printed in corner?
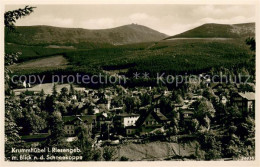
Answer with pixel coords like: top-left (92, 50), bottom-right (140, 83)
top-left (241, 156), bottom-right (255, 161)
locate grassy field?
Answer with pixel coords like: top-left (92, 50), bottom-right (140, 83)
top-left (5, 42), bottom-right (114, 62)
top-left (5, 43), bottom-right (70, 62)
top-left (13, 83), bottom-right (85, 95)
top-left (10, 55), bottom-right (68, 71)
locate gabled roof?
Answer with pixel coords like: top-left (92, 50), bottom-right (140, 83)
top-left (238, 92), bottom-right (255, 101)
top-left (63, 115), bottom-right (96, 125)
top-left (136, 109), bottom-right (168, 127)
top-left (153, 110), bottom-right (168, 121)
top-left (153, 94), bottom-right (161, 100)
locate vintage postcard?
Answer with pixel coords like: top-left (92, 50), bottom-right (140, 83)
top-left (1, 0), bottom-right (259, 166)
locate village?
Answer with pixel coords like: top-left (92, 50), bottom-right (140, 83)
top-left (7, 74), bottom-right (255, 158)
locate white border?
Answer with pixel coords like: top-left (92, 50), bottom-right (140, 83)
top-left (0, 0), bottom-right (259, 167)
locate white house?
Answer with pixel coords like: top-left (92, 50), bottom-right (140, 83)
top-left (93, 107), bottom-right (100, 114)
top-left (116, 113), bottom-right (140, 128)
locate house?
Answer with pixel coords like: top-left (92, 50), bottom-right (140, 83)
top-left (210, 83), bottom-right (228, 95)
top-left (71, 95), bottom-right (77, 100)
top-left (114, 113), bottom-right (140, 128)
top-left (110, 107), bottom-right (123, 114)
top-left (93, 107), bottom-right (100, 114)
top-left (96, 97), bottom-right (111, 110)
top-left (231, 92), bottom-right (255, 113)
top-left (125, 126), bottom-right (138, 136)
top-left (135, 108), bottom-right (169, 135)
top-left (174, 104), bottom-right (184, 111)
top-left (180, 108), bottom-right (194, 121)
top-left (96, 113), bottom-right (111, 132)
top-left (153, 94), bottom-right (162, 105)
top-left (22, 81), bottom-right (27, 88)
top-left (63, 115), bottom-right (96, 136)
top-left (192, 94), bottom-right (203, 100)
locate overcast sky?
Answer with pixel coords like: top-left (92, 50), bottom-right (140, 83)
top-left (5, 5), bottom-right (255, 36)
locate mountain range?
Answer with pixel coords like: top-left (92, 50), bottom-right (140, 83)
top-left (6, 24), bottom-right (168, 45)
top-left (166, 23), bottom-right (255, 39)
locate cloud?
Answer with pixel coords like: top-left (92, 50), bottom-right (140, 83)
top-left (198, 16), bottom-right (255, 25)
top-left (191, 5), bottom-right (254, 19)
top-left (163, 15), bottom-right (255, 36)
top-left (15, 15), bottom-right (74, 27)
top-left (51, 17), bottom-right (74, 27)
top-left (79, 18), bottom-right (115, 29)
top-left (79, 13), bottom-right (160, 30)
top-left (12, 5), bottom-right (255, 36)
top-left (129, 13), bottom-right (149, 20)
top-left (128, 13), bottom-right (159, 23)
top-left (80, 18), bottom-right (117, 30)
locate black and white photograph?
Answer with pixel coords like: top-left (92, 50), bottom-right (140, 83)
top-left (2, 0), bottom-right (259, 165)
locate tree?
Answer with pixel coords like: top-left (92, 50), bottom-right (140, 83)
top-left (227, 105), bottom-right (241, 124)
top-left (176, 94), bottom-right (184, 105)
top-left (92, 149), bottom-right (102, 161)
top-left (20, 109), bottom-right (46, 134)
top-left (75, 124), bottom-right (93, 160)
top-left (58, 105), bottom-right (68, 115)
top-left (5, 6), bottom-right (36, 94)
top-left (46, 111), bottom-right (65, 145)
top-left (5, 6), bottom-right (36, 31)
top-left (45, 95), bottom-right (56, 113)
top-left (103, 146), bottom-right (116, 161)
top-left (245, 37), bottom-right (255, 51)
top-left (171, 90), bottom-right (179, 101)
top-left (5, 109), bottom-right (23, 160)
top-left (186, 92), bottom-right (193, 100)
top-left (202, 87), bottom-right (215, 100)
top-left (191, 118), bottom-right (199, 132)
top-left (120, 156), bottom-right (129, 161)
top-left (124, 96), bottom-right (140, 113)
top-left (203, 115), bottom-right (211, 130)
top-left (140, 93), bottom-right (152, 106)
top-left (4, 6), bottom-right (35, 160)
top-left (60, 87), bottom-right (69, 99)
top-left (194, 142), bottom-right (205, 160)
top-left (39, 89), bottom-right (45, 97)
top-left (52, 83), bottom-right (58, 97)
top-left (87, 106), bottom-right (95, 115)
top-left (195, 99), bottom-right (216, 121)
top-left (69, 84), bottom-right (75, 95)
top-left (198, 130), bottom-right (222, 160)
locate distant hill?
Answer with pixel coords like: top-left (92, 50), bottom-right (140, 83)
top-left (165, 23), bottom-right (255, 39)
top-left (5, 24), bottom-right (168, 45)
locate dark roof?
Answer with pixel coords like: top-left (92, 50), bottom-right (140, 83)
top-left (116, 113), bottom-right (139, 117)
top-left (136, 109), bottom-right (168, 126)
top-left (153, 94), bottom-right (161, 100)
top-left (181, 110), bottom-right (194, 114)
top-left (63, 115), bottom-right (96, 125)
top-left (153, 110), bottom-right (168, 121)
